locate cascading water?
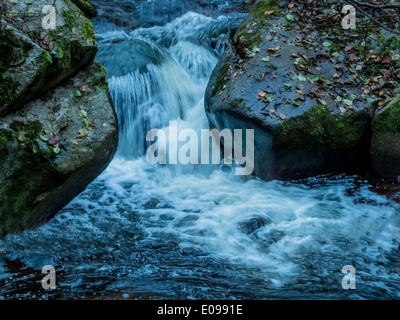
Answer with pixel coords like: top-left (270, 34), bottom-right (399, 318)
top-left (0, 4), bottom-right (399, 300)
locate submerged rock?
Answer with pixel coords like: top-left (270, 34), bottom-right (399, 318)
top-left (205, 0), bottom-right (400, 181)
top-left (238, 215), bottom-right (271, 234)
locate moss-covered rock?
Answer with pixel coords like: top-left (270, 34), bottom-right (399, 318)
top-left (70, 0), bottom-right (98, 18)
top-left (370, 96), bottom-right (400, 178)
top-left (0, 62), bottom-right (118, 236)
top-left (0, 0), bottom-right (98, 116)
top-left (206, 0), bottom-right (399, 180)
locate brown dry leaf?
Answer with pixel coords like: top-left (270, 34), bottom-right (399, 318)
top-left (233, 72), bottom-right (238, 79)
top-left (81, 85), bottom-right (87, 92)
top-left (333, 73), bottom-right (340, 80)
top-left (265, 10), bottom-right (275, 15)
top-left (381, 54), bottom-right (392, 64)
top-left (288, 3), bottom-right (295, 9)
top-left (258, 90), bottom-right (267, 98)
top-left (370, 77), bottom-right (380, 83)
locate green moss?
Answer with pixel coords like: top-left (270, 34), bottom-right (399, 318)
top-left (376, 34), bottom-right (400, 54)
top-left (236, 22), bottom-right (264, 51)
top-left (0, 76), bottom-right (20, 107)
top-left (0, 27), bottom-right (32, 73)
top-left (213, 63), bottom-right (230, 96)
top-left (0, 163), bottom-right (61, 235)
top-left (9, 120), bottom-right (54, 159)
top-left (63, 10), bottom-right (75, 29)
top-left (372, 98), bottom-right (400, 134)
top-left (70, 0), bottom-right (98, 18)
top-left (0, 121), bottom-right (64, 235)
top-left (49, 29), bottom-right (58, 39)
top-left (229, 98), bottom-right (245, 109)
top-left (0, 129), bottom-right (13, 155)
top-left (34, 50), bottom-right (53, 82)
top-left (83, 17), bottom-right (96, 42)
top-left (275, 106), bottom-right (370, 151)
top-left (248, 0), bottom-right (279, 21)
top-left (55, 40), bottom-right (72, 72)
top-left (93, 63), bottom-right (110, 92)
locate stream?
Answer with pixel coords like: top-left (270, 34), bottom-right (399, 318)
top-left (0, 0), bottom-right (399, 300)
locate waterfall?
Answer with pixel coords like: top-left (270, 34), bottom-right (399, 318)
top-left (0, 8), bottom-right (399, 301)
top-left (95, 13), bottom-right (234, 159)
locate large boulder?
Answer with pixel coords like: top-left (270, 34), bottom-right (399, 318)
top-left (370, 96), bottom-right (400, 178)
top-left (0, 1), bottom-right (118, 235)
top-left (0, 62), bottom-right (118, 235)
top-left (205, 0), bottom-right (400, 180)
top-left (0, 0), bottom-right (98, 116)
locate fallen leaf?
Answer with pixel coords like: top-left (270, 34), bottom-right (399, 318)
top-left (339, 107), bottom-right (347, 113)
top-left (81, 85), bottom-right (87, 92)
top-left (298, 75), bottom-right (307, 82)
top-left (333, 73), bottom-right (340, 80)
top-left (343, 99), bottom-right (353, 106)
top-left (288, 3), bottom-right (295, 9)
top-left (286, 14), bottom-right (294, 21)
top-left (381, 54), bottom-right (392, 64)
top-left (280, 113), bottom-right (287, 120)
top-left (233, 72), bottom-right (238, 79)
top-left (258, 90), bottom-right (267, 98)
top-left (384, 70), bottom-right (391, 78)
top-left (48, 136), bottom-right (61, 146)
top-left (265, 10), bottom-right (275, 15)
top-left (349, 53), bottom-right (359, 62)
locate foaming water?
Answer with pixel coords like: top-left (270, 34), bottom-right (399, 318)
top-left (0, 11), bottom-right (399, 300)
top-left (1, 159), bottom-right (399, 299)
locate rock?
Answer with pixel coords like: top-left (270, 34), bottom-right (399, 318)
top-left (205, 0), bottom-right (399, 181)
top-left (0, 62), bottom-right (118, 236)
top-left (238, 215), bottom-right (271, 234)
top-left (70, 0), bottom-right (98, 18)
top-left (0, 0), bottom-right (98, 116)
top-left (370, 96), bottom-right (400, 178)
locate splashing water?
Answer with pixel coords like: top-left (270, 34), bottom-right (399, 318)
top-left (0, 11), bottom-right (399, 300)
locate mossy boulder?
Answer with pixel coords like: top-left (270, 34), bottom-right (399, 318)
top-left (0, 0), bottom-right (98, 116)
top-left (205, 0), bottom-right (400, 180)
top-left (0, 62), bottom-right (118, 236)
top-left (370, 96), bottom-right (400, 178)
top-left (70, 0), bottom-right (98, 18)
